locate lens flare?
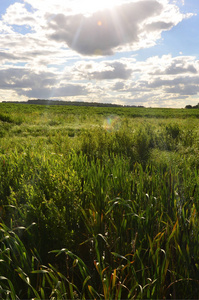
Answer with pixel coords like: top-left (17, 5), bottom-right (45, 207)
top-left (103, 116), bottom-right (121, 131)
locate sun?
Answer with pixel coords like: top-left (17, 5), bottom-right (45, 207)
top-left (72, 0), bottom-right (120, 15)
top-left (84, 0), bottom-right (116, 12)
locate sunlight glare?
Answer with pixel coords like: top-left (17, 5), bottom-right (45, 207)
top-left (73, 0), bottom-right (121, 15)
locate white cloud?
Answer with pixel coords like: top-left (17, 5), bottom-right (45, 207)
top-left (45, 0), bottom-right (191, 56)
top-left (2, 3), bottom-right (35, 26)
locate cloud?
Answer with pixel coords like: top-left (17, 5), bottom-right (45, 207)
top-left (0, 52), bottom-right (19, 62)
top-left (165, 84), bottom-right (199, 95)
top-left (150, 56), bottom-right (198, 75)
top-left (2, 3), bottom-right (36, 28)
top-left (90, 62), bottom-right (132, 80)
top-left (68, 54), bottom-right (199, 106)
top-left (67, 60), bottom-right (134, 81)
top-left (130, 55), bottom-right (199, 100)
top-left (145, 21), bottom-right (174, 32)
top-left (46, 0), bottom-right (189, 56)
top-left (0, 68), bottom-right (56, 89)
top-left (0, 67), bottom-right (88, 98)
top-left (22, 0), bottom-right (132, 16)
top-left (164, 64), bottom-right (197, 75)
top-left (0, 0), bottom-right (198, 107)
top-left (148, 75), bottom-right (199, 95)
top-left (112, 82), bottom-right (125, 91)
top-left (0, 49), bottom-right (199, 107)
top-left (20, 85), bottom-right (88, 98)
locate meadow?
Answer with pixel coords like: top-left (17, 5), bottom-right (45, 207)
top-left (0, 103), bottom-right (199, 299)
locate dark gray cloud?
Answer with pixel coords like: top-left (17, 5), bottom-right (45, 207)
top-left (112, 81), bottom-right (125, 90)
top-left (0, 68), bottom-right (56, 89)
top-left (0, 52), bottom-right (19, 61)
top-left (20, 85), bottom-right (88, 98)
top-left (47, 1), bottom-right (163, 55)
top-left (0, 67), bottom-right (88, 98)
top-left (145, 21), bottom-right (174, 32)
top-left (90, 62), bottom-right (132, 80)
top-left (165, 64), bottom-right (197, 75)
top-left (151, 62), bottom-right (198, 75)
top-left (165, 85), bottom-right (199, 96)
top-left (148, 75), bottom-right (199, 89)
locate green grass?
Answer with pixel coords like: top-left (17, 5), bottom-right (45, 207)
top-left (0, 103), bottom-right (198, 299)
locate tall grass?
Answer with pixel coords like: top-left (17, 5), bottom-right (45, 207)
top-left (0, 103), bottom-right (198, 298)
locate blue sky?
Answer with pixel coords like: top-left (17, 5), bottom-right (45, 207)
top-left (0, 0), bottom-right (199, 107)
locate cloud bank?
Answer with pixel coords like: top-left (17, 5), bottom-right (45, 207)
top-left (0, 0), bottom-right (197, 107)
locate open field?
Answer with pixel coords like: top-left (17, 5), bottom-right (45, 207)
top-left (0, 103), bottom-right (199, 299)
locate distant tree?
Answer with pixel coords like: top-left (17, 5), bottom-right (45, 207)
top-left (185, 103), bottom-right (199, 109)
top-left (192, 103), bottom-right (199, 109)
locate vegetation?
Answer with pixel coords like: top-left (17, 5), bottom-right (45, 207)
top-left (2, 99), bottom-right (127, 107)
top-left (185, 103), bottom-right (199, 109)
top-left (0, 103), bottom-right (199, 299)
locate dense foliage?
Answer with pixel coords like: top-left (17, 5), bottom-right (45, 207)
top-left (0, 103), bottom-right (199, 299)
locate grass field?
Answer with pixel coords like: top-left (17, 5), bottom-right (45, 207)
top-left (0, 103), bottom-right (199, 299)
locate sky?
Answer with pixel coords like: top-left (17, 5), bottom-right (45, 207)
top-left (0, 0), bottom-right (199, 107)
